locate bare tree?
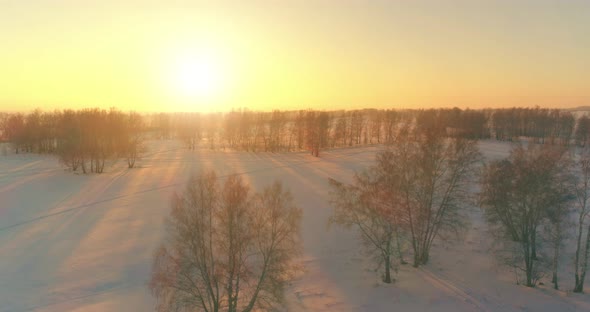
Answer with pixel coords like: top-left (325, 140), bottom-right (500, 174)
top-left (369, 110), bottom-right (383, 144)
top-left (268, 110), bottom-right (287, 152)
top-left (545, 184), bottom-right (573, 290)
top-left (480, 144), bottom-right (571, 287)
top-left (329, 128), bottom-right (480, 282)
top-left (329, 169), bottom-right (400, 283)
top-left (576, 115), bottom-right (590, 147)
top-left (350, 111), bottom-right (364, 145)
top-left (57, 110), bottom-right (83, 171)
top-left (177, 113), bottom-right (201, 150)
top-left (574, 149), bottom-right (590, 292)
top-left (149, 171), bottom-right (302, 312)
top-left (293, 110), bottom-right (305, 150)
top-left (4, 113), bottom-right (25, 153)
top-left (332, 112), bottom-right (348, 147)
top-left (396, 131), bottom-right (480, 267)
top-left (123, 112), bottom-right (145, 168)
top-left (383, 110), bottom-right (399, 144)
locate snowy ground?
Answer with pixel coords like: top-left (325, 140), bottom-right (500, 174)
top-left (0, 140), bottom-right (589, 311)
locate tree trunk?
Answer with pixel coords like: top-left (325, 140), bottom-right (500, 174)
top-left (384, 254), bottom-right (392, 283)
top-left (552, 242), bottom-right (559, 290)
top-left (525, 265), bottom-right (533, 287)
top-left (552, 221), bottom-right (561, 290)
top-left (524, 242), bottom-right (535, 287)
top-left (395, 228), bottom-right (407, 265)
top-left (128, 157), bottom-right (135, 168)
top-left (531, 233), bottom-right (538, 260)
top-left (575, 223), bottom-right (590, 293)
top-left (419, 249), bottom-right (429, 266)
top-left (574, 218), bottom-right (584, 292)
top-left (412, 247), bottom-right (429, 267)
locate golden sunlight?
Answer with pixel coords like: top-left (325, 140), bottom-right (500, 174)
top-left (157, 40), bottom-right (235, 111)
top-left (167, 50), bottom-right (226, 103)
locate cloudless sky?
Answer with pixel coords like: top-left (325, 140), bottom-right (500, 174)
top-left (1, 0), bottom-right (589, 112)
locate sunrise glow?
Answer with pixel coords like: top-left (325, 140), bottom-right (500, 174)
top-left (0, 1), bottom-right (588, 112)
top-left (167, 51), bottom-right (226, 109)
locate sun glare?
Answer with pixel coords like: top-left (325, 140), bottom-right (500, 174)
top-left (169, 52), bottom-right (224, 101)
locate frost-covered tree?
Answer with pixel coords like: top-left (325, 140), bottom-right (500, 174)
top-left (329, 169), bottom-right (401, 283)
top-left (574, 149), bottom-right (590, 293)
top-left (149, 171), bottom-right (302, 312)
top-left (122, 112), bottom-right (145, 168)
top-left (545, 187), bottom-right (573, 290)
top-left (329, 127), bottom-right (480, 281)
top-left (480, 144), bottom-right (572, 287)
top-left (396, 131), bottom-right (481, 266)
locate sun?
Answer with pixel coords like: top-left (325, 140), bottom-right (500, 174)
top-left (170, 53), bottom-right (224, 99)
top-left (161, 42), bottom-right (234, 111)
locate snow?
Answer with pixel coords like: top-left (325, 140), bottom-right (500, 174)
top-left (0, 140), bottom-right (589, 311)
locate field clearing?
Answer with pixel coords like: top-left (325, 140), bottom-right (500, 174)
top-left (0, 140), bottom-right (589, 312)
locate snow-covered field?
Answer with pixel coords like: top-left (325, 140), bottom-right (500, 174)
top-left (1, 140), bottom-right (589, 311)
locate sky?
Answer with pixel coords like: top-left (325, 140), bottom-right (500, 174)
top-left (0, 0), bottom-right (589, 112)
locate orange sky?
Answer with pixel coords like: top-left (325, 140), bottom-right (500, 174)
top-left (0, 1), bottom-right (589, 112)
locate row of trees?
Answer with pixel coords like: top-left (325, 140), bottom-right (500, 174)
top-left (218, 108), bottom-right (493, 155)
top-left (220, 109), bottom-right (382, 155)
top-left (161, 108), bottom-right (488, 156)
top-left (4, 107), bottom-right (590, 163)
top-left (329, 125), bottom-right (590, 292)
top-left (0, 108), bottom-right (145, 173)
top-left (491, 107), bottom-right (576, 144)
top-left (0, 110), bottom-right (60, 154)
top-left (165, 107), bottom-right (590, 155)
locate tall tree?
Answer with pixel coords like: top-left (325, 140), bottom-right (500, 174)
top-left (150, 171), bottom-right (301, 312)
top-left (123, 112), bottom-right (145, 168)
top-left (545, 183), bottom-right (572, 290)
top-left (330, 127), bottom-right (480, 272)
top-left (480, 144), bottom-right (572, 287)
top-left (4, 113), bottom-right (25, 153)
top-left (574, 149), bottom-right (590, 292)
top-left (329, 168), bottom-right (400, 283)
top-left (576, 115), bottom-right (590, 147)
top-left (398, 132), bottom-right (480, 266)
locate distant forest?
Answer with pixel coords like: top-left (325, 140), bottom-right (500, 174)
top-left (1, 107), bottom-right (589, 171)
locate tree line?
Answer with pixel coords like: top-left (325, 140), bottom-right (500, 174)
top-left (138, 108), bottom-right (486, 156)
top-left (0, 108), bottom-right (145, 173)
top-left (123, 107), bottom-right (590, 155)
top-left (491, 107), bottom-right (576, 144)
top-left (4, 106), bottom-right (590, 170)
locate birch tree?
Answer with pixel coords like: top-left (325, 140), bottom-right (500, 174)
top-left (480, 144), bottom-right (571, 287)
top-left (329, 168), bottom-right (401, 283)
top-left (149, 171), bottom-right (302, 312)
top-left (397, 131), bottom-right (481, 266)
top-left (574, 150), bottom-right (590, 292)
top-left (329, 127), bottom-right (480, 282)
